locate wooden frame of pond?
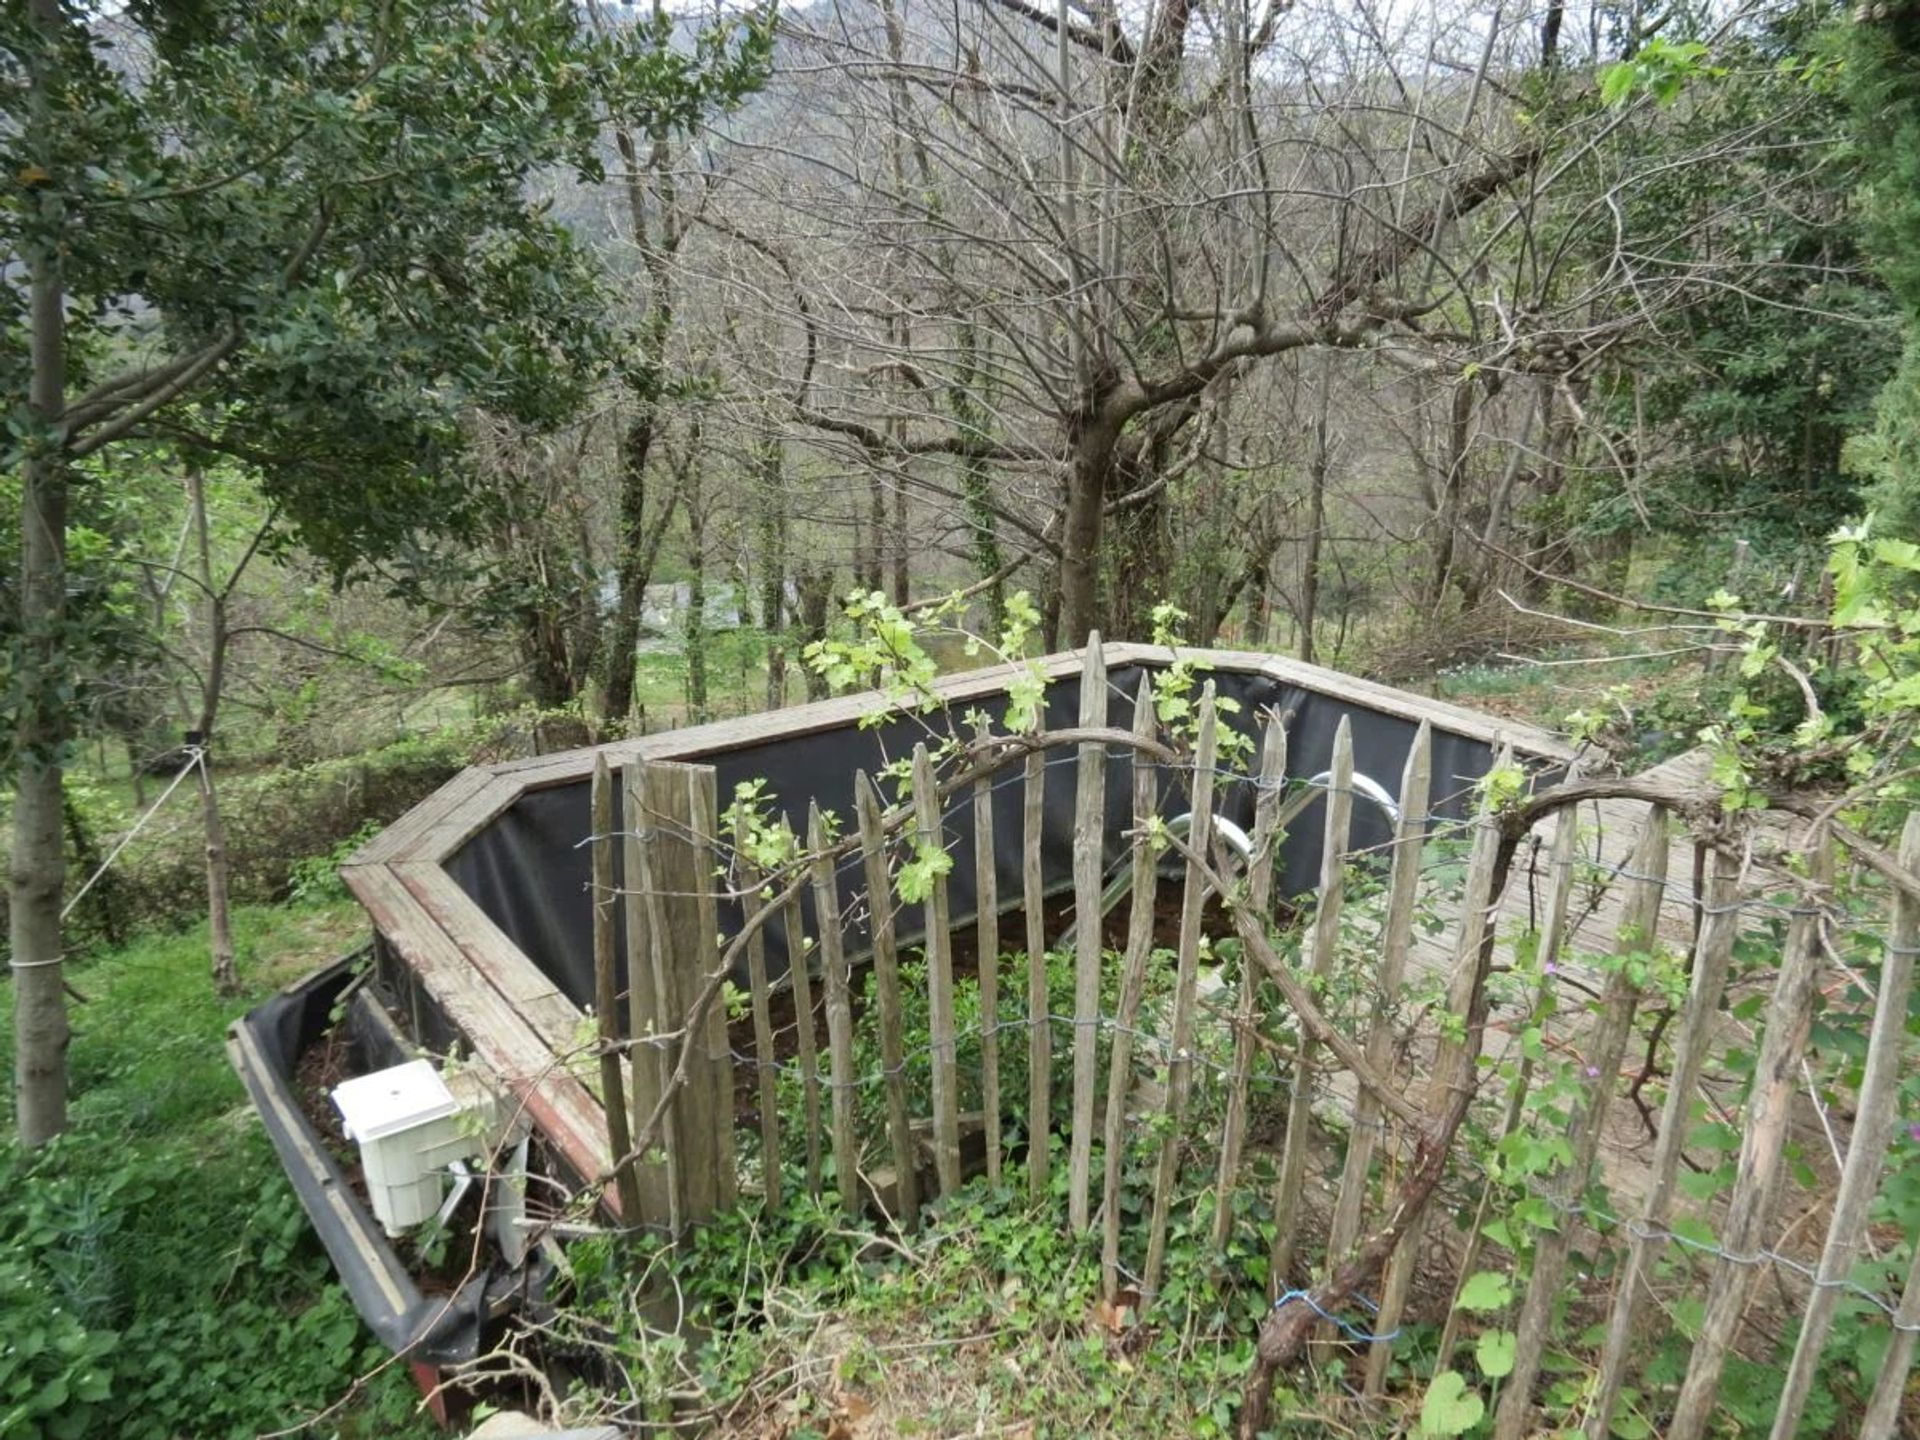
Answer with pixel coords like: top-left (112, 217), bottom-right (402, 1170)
top-left (340, 638), bottom-right (1920, 1440)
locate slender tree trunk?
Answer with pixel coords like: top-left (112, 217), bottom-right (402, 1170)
top-left (684, 468), bottom-right (708, 721)
top-left (890, 463), bottom-right (909, 606)
top-left (1299, 360), bottom-right (1333, 664)
top-left (864, 470), bottom-right (886, 593)
top-left (1426, 377), bottom-right (1478, 610)
top-left (600, 409), bottom-right (681, 723)
top-left (952, 321), bottom-right (1005, 633)
top-left (795, 566), bottom-right (835, 700)
top-left (186, 467), bottom-right (237, 994)
top-left (602, 114), bottom-right (682, 725)
top-left (603, 412), bottom-right (656, 720)
top-left (1461, 382), bottom-right (1542, 612)
top-left (13, 0), bottom-right (73, 1145)
top-left (755, 436), bottom-right (788, 708)
top-left (1059, 423), bottom-right (1116, 641)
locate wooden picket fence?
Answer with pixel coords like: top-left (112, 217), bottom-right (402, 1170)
top-left (576, 637), bottom-right (1920, 1439)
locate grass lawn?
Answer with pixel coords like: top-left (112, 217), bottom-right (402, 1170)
top-left (1, 899), bottom-right (438, 1440)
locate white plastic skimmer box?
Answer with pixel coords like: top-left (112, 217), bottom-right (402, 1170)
top-left (332, 1058), bottom-right (499, 1236)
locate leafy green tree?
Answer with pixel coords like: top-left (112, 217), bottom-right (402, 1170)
top-left (1843, 2), bottom-right (1920, 536)
top-left (1, 0), bottom-right (770, 1142)
top-left (1575, 6), bottom-right (1901, 572)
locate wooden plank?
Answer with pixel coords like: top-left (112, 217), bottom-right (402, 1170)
top-left (780, 815), bottom-right (824, 1199)
top-left (1271, 715), bottom-right (1356, 1286)
top-left (388, 865), bottom-right (571, 1025)
top-left (1666, 836), bottom-right (1835, 1440)
top-left (449, 643), bottom-right (1568, 814)
top-left (912, 742), bottom-right (963, 1196)
top-left (811, 800), bottom-right (859, 1215)
top-left (1816, 812), bottom-right (1920, 1440)
top-left (625, 763), bottom-right (681, 1233)
top-left (343, 865), bottom-right (614, 1204)
top-left (973, 713), bottom-right (1003, 1183)
top-left (1323, 722), bottom-right (1429, 1268)
top-left (1068, 632), bottom-right (1109, 1232)
top-left (1494, 806), bottom-right (1669, 1440)
top-left (1023, 745), bottom-right (1050, 1201)
top-left (483, 644), bottom-right (1161, 784)
top-left (346, 766), bottom-right (497, 865)
top-left (1367, 743), bottom-right (1509, 1393)
top-left (1101, 673), bottom-right (1161, 1297)
top-left (732, 815), bottom-right (783, 1210)
top-left (1144, 684), bottom-right (1219, 1296)
top-left (688, 765), bottom-right (736, 1212)
top-left (1585, 843), bottom-right (1745, 1440)
top-left (591, 758), bottom-right (642, 1225)
top-left (857, 770), bottom-right (919, 1229)
top-left (405, 773), bottom-right (531, 867)
top-left (1210, 711), bottom-right (1288, 1252)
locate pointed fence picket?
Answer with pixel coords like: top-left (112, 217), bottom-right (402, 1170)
top-left (575, 638), bottom-right (1919, 1440)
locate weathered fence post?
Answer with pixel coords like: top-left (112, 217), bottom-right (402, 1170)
top-left (732, 809), bottom-right (782, 1211)
top-left (973, 712), bottom-right (1002, 1183)
top-left (809, 800), bottom-right (859, 1215)
top-left (1824, 811), bottom-right (1920, 1440)
top-left (1434, 766), bottom-right (1581, 1372)
top-left (690, 766), bottom-right (735, 1211)
top-left (1585, 843), bottom-right (1746, 1439)
top-left (635, 762), bottom-right (730, 1226)
top-left (911, 742), bottom-right (963, 1195)
top-left (778, 815), bottom-right (823, 1199)
top-left (590, 757), bottom-right (642, 1225)
top-left (1324, 722), bottom-right (1430, 1271)
top-left (1144, 683), bottom-right (1219, 1296)
top-left (1271, 716), bottom-right (1356, 1288)
top-left (1068, 633), bottom-right (1108, 1231)
top-left (1100, 673), bottom-right (1160, 1298)
top-left (1666, 833), bottom-right (1835, 1440)
top-left (1024, 745), bottom-right (1050, 1201)
top-left (1210, 710), bottom-right (1288, 1252)
top-left (623, 762), bottom-right (678, 1232)
top-left (1367, 742), bottom-right (1509, 1393)
top-left (1493, 807), bottom-right (1669, 1440)
top-left (856, 770), bottom-right (919, 1228)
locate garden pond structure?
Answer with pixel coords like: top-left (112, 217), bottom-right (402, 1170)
top-left (229, 643), bottom-right (1572, 1385)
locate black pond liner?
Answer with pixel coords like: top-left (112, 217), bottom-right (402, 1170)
top-left (446, 660), bottom-right (1511, 1010)
top-left (227, 953), bottom-right (550, 1366)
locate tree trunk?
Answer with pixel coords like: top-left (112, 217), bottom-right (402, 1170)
top-left (186, 467), bottom-right (238, 994)
top-left (684, 465), bottom-right (708, 721)
top-left (795, 565), bottom-right (836, 701)
top-left (1299, 361), bottom-right (1333, 664)
top-left (13, 0), bottom-right (73, 1144)
top-left (890, 464), bottom-right (909, 607)
top-left (864, 470), bottom-right (886, 594)
top-left (755, 436), bottom-right (788, 709)
top-left (952, 322), bottom-right (1005, 633)
top-left (600, 409), bottom-right (680, 724)
top-left (1059, 422), bottom-right (1117, 642)
top-left (602, 117), bottom-right (681, 726)
top-left (1460, 382), bottom-right (1543, 613)
top-left (1426, 377), bottom-right (1478, 611)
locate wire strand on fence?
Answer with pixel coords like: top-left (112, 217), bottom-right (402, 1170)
top-left (1272, 1288), bottom-right (1402, 1344)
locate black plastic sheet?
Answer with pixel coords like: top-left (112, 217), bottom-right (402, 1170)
top-left (445, 663), bottom-right (1502, 1010)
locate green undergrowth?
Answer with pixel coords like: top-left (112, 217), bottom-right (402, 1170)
top-left (558, 1157), bottom-right (1327, 1439)
top-left (0, 900), bottom-right (435, 1440)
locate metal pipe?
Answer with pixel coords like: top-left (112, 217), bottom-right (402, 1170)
top-left (1058, 770), bottom-right (1402, 949)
